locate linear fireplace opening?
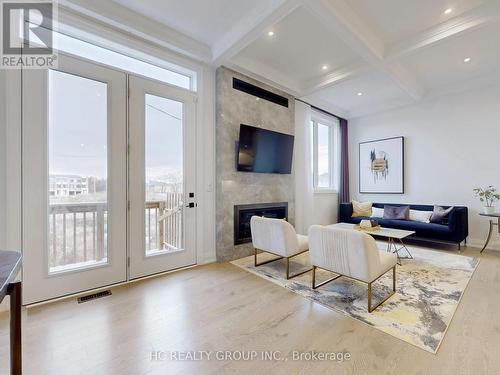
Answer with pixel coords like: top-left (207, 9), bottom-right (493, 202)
top-left (234, 202), bottom-right (288, 245)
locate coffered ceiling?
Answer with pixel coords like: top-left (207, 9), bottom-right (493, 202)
top-left (64, 0), bottom-right (500, 118)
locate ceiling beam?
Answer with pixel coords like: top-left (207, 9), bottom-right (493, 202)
top-left (386, 1), bottom-right (500, 61)
top-left (211, 0), bottom-right (301, 66)
top-left (301, 0), bottom-right (424, 100)
top-left (300, 61), bottom-right (369, 96)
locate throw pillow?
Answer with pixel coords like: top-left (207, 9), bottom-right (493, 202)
top-left (351, 200), bottom-right (372, 217)
top-left (409, 209), bottom-right (433, 223)
top-left (370, 207), bottom-right (385, 218)
top-left (430, 206), bottom-right (454, 224)
top-left (383, 205), bottom-right (410, 220)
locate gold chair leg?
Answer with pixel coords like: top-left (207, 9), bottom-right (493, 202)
top-left (286, 251), bottom-right (313, 280)
top-left (254, 249), bottom-right (312, 280)
top-left (367, 282), bottom-right (372, 312)
top-left (254, 248), bottom-right (282, 267)
top-left (368, 266), bottom-right (397, 313)
top-left (311, 266), bottom-right (342, 289)
top-left (312, 266), bottom-right (316, 288)
top-left (393, 266), bottom-right (396, 292)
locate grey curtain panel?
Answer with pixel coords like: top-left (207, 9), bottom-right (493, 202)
top-left (339, 118), bottom-right (349, 204)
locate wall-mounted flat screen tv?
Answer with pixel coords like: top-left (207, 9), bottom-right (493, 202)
top-left (237, 124), bottom-right (294, 174)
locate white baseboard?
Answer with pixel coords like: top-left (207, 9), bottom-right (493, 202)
top-left (198, 256), bottom-right (217, 265)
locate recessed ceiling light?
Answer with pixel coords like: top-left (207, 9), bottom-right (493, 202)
top-left (357, 92), bottom-right (363, 96)
top-left (444, 8), bottom-right (453, 15)
top-left (255, 97), bottom-right (260, 101)
top-left (268, 31), bottom-right (274, 37)
top-left (463, 57), bottom-right (471, 63)
top-left (322, 65), bottom-right (328, 70)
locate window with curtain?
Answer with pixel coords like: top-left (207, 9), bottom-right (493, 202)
top-left (310, 112), bottom-right (340, 192)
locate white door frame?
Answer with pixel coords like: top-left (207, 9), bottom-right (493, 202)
top-left (128, 75), bottom-right (197, 279)
top-left (22, 54), bottom-right (128, 304)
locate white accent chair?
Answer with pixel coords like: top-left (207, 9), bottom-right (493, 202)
top-left (250, 216), bottom-right (310, 279)
top-left (308, 225), bottom-right (397, 312)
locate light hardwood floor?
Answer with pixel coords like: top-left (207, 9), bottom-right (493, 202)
top-left (1, 246), bottom-right (499, 375)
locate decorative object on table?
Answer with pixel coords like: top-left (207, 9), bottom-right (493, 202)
top-left (359, 219), bottom-right (379, 230)
top-left (383, 205), bottom-right (409, 220)
top-left (355, 224), bottom-right (381, 232)
top-left (359, 136), bottom-right (404, 194)
top-left (351, 200), bottom-right (372, 217)
top-left (473, 185), bottom-right (500, 214)
top-left (479, 213), bottom-right (500, 253)
top-left (231, 246), bottom-right (479, 354)
top-left (430, 205), bottom-right (454, 224)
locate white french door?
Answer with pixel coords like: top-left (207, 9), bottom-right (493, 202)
top-left (22, 55), bottom-right (197, 304)
top-left (128, 76), bottom-right (197, 279)
top-left (22, 54), bottom-right (128, 304)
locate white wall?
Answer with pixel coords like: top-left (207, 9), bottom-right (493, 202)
top-left (349, 84), bottom-right (500, 250)
top-left (312, 193), bottom-right (339, 226)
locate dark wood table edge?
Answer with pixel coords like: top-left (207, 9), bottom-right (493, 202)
top-left (0, 251), bottom-right (22, 375)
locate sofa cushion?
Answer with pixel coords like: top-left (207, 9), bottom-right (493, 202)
top-left (373, 203), bottom-right (435, 212)
top-left (409, 209), bottom-right (433, 223)
top-left (352, 200), bottom-right (372, 217)
top-left (371, 207), bottom-right (384, 218)
top-left (383, 205), bottom-right (410, 220)
top-left (431, 206), bottom-right (454, 224)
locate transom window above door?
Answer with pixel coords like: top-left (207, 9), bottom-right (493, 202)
top-left (23, 24), bottom-right (197, 91)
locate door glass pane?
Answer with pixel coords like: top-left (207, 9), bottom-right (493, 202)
top-left (48, 70), bottom-right (108, 273)
top-left (317, 123), bottom-right (330, 188)
top-left (145, 94), bottom-right (184, 256)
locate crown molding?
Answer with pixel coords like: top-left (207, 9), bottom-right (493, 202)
top-left (59, 0), bottom-right (212, 62)
top-left (300, 61), bottom-right (369, 96)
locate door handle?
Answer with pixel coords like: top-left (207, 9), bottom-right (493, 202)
top-left (185, 202), bottom-right (196, 208)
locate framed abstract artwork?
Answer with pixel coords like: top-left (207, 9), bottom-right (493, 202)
top-left (359, 136), bottom-right (404, 194)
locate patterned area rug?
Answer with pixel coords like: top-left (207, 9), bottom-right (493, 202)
top-left (231, 245), bottom-right (479, 353)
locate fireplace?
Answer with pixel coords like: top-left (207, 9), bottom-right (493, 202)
top-left (234, 202), bottom-right (288, 245)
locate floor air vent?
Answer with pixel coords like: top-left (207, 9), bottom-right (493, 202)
top-left (77, 290), bottom-right (112, 304)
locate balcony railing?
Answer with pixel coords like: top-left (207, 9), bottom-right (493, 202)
top-left (145, 194), bottom-right (183, 254)
top-left (48, 192), bottom-right (183, 271)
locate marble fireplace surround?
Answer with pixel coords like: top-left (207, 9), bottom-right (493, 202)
top-left (216, 67), bottom-right (295, 262)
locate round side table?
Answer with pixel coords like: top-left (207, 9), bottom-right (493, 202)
top-left (479, 213), bottom-right (500, 253)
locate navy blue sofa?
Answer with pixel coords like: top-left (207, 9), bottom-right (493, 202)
top-left (339, 203), bottom-right (469, 250)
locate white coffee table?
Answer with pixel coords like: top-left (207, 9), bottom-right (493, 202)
top-left (329, 223), bottom-right (416, 265)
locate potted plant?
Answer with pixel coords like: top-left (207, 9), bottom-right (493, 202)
top-left (473, 186), bottom-right (500, 214)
